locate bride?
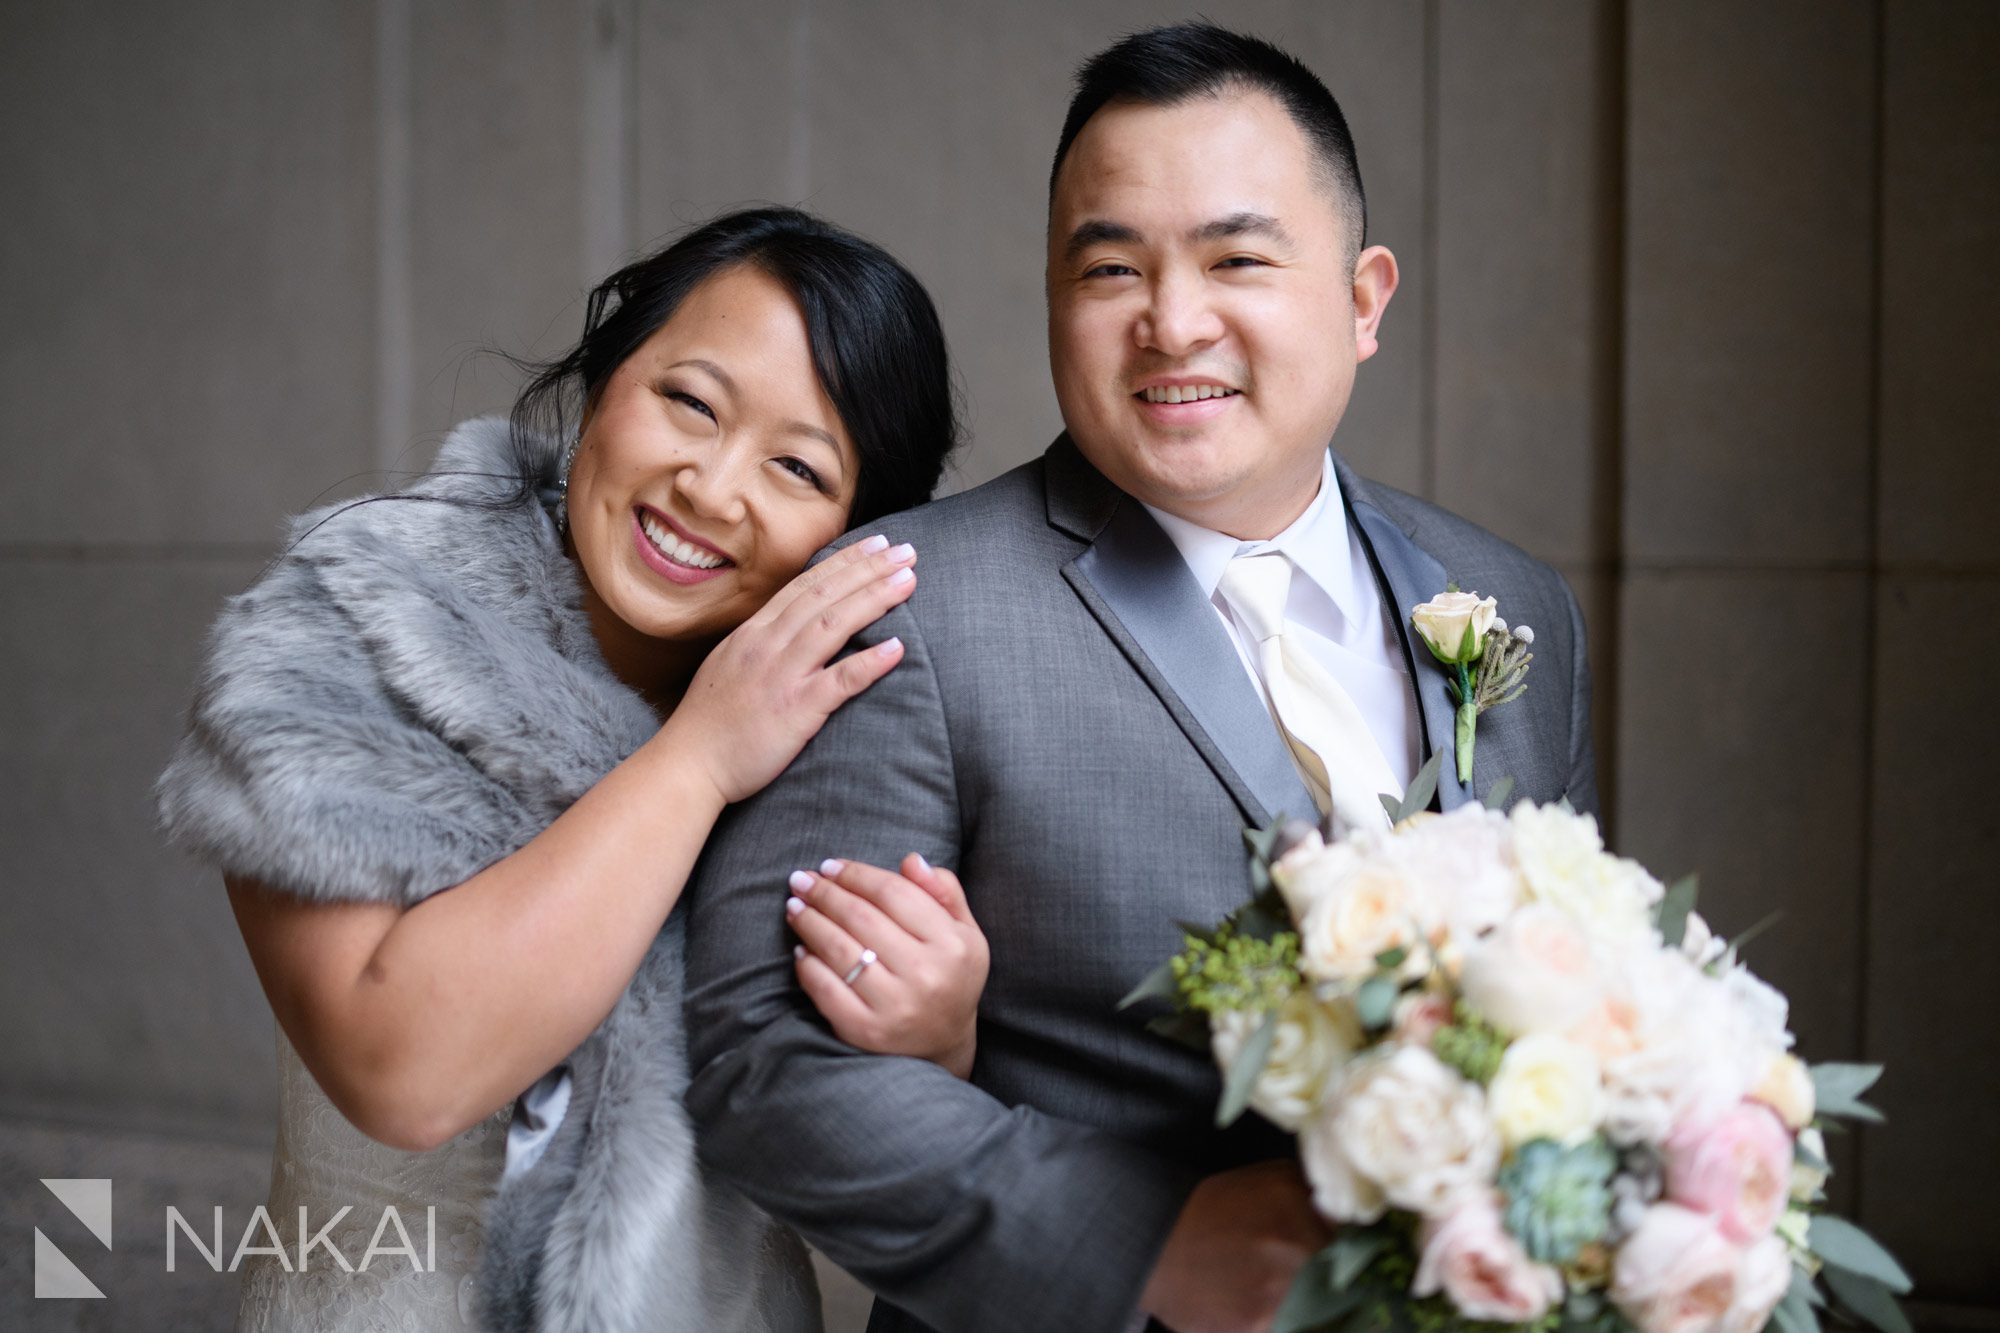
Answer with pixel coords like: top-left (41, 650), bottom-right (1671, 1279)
top-left (157, 207), bottom-right (984, 1331)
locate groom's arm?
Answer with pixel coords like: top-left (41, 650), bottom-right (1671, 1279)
top-left (1561, 579), bottom-right (1600, 818)
top-left (681, 595), bottom-right (1198, 1333)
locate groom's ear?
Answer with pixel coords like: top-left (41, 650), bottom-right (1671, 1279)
top-left (1351, 245), bottom-right (1399, 364)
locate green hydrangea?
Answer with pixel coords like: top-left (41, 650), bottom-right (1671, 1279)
top-left (1431, 1000), bottom-right (1508, 1085)
top-left (1170, 925), bottom-right (1300, 1015)
top-left (1498, 1138), bottom-right (1617, 1264)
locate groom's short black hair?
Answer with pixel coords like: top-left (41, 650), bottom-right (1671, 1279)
top-left (1050, 22), bottom-right (1367, 262)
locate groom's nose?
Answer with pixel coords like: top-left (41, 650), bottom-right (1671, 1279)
top-left (1136, 268), bottom-right (1224, 357)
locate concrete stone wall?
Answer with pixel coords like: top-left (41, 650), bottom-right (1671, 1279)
top-left (3, 2), bottom-right (1992, 1328)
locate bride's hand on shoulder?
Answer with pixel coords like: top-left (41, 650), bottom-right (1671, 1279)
top-left (785, 853), bottom-right (988, 1079)
top-left (665, 535), bottom-right (918, 806)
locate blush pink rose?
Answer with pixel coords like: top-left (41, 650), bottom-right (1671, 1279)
top-left (1611, 1203), bottom-right (1741, 1333)
top-left (1413, 1193), bottom-right (1563, 1323)
top-left (1664, 1102), bottom-right (1793, 1242)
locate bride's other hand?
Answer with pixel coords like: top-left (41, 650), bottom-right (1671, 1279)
top-left (664, 535), bottom-right (917, 806)
top-left (787, 853), bottom-right (988, 1079)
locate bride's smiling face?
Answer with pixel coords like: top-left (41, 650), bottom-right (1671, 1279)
top-left (564, 262), bottom-right (861, 646)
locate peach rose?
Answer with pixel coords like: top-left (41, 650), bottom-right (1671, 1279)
top-left (1663, 1102), bottom-right (1793, 1243)
top-left (1460, 903), bottom-right (1603, 1036)
top-left (1611, 1203), bottom-right (1741, 1333)
top-left (1413, 1192), bottom-right (1563, 1323)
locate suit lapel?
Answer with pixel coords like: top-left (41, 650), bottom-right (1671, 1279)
top-left (1044, 438), bottom-right (1316, 830)
top-left (1335, 459), bottom-right (1472, 812)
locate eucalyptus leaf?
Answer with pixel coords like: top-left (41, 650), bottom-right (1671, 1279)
top-left (1146, 1009), bottom-right (1213, 1052)
top-left (1175, 919), bottom-right (1220, 946)
top-left (1216, 1007), bottom-right (1280, 1128)
top-left (1723, 908), bottom-right (1784, 957)
top-left (1328, 1231), bottom-right (1390, 1290)
top-left (1272, 1247), bottom-right (1365, 1333)
top-left (1481, 774), bottom-right (1516, 811)
top-left (1810, 1216), bottom-right (1913, 1294)
top-left (1811, 1064), bottom-right (1885, 1124)
top-left (1655, 874), bottom-right (1698, 948)
top-left (1117, 960), bottom-right (1177, 1011)
top-left (1401, 750), bottom-right (1442, 819)
top-left (1794, 1135), bottom-right (1829, 1173)
top-left (1356, 976), bottom-right (1398, 1030)
top-left (1823, 1266), bottom-right (1914, 1333)
top-left (1244, 821), bottom-right (1283, 861)
top-left (1380, 792), bottom-right (1404, 823)
top-left (1773, 1270), bottom-right (1823, 1333)
top-left (1374, 946), bottom-right (1408, 971)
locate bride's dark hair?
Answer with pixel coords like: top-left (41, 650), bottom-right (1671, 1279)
top-left (512, 206), bottom-right (960, 526)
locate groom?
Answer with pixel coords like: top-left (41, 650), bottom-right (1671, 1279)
top-left (684, 22), bottom-right (1596, 1333)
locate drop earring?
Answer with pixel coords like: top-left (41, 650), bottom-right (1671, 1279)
top-left (556, 435), bottom-right (581, 535)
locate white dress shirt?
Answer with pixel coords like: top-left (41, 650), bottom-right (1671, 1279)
top-left (1140, 452), bottom-right (1421, 794)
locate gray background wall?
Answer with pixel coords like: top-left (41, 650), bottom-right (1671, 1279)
top-left (2, 1), bottom-right (1994, 1329)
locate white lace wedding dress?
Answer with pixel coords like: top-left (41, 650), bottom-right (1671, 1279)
top-left (235, 1031), bottom-right (510, 1331)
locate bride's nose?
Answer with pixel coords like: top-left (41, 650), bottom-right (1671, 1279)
top-left (671, 445), bottom-right (750, 526)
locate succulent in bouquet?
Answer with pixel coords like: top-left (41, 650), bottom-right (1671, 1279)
top-left (1122, 752), bottom-right (1910, 1333)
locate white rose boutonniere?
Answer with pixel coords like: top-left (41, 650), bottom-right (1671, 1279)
top-left (1410, 587), bottom-right (1533, 783)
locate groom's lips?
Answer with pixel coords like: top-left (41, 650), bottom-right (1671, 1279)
top-left (1132, 377), bottom-right (1242, 426)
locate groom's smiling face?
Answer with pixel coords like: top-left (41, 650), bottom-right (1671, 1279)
top-left (1047, 87), bottom-right (1395, 540)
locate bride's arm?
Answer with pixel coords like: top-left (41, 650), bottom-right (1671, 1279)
top-left (226, 537), bottom-right (925, 1153)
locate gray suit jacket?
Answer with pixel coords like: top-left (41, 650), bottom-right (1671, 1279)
top-left (682, 436), bottom-right (1597, 1333)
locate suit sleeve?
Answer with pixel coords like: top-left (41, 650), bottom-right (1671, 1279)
top-left (1559, 577), bottom-right (1600, 819)
top-left (681, 595), bottom-right (1197, 1333)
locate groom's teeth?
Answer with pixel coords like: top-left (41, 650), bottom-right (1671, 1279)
top-left (639, 513), bottom-right (727, 570)
top-left (1140, 385), bottom-right (1236, 404)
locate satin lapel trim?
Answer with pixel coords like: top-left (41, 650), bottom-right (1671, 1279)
top-left (1340, 468), bottom-right (1472, 812)
top-left (1066, 498), bottom-right (1317, 830)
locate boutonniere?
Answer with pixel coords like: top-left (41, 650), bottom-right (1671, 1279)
top-left (1409, 587), bottom-right (1533, 783)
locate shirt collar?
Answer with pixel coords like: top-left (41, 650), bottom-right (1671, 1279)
top-left (1139, 451), bottom-right (1363, 625)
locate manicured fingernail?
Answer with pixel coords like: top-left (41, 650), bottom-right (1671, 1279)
top-left (788, 870), bottom-right (814, 893)
top-left (820, 858), bottom-right (844, 876)
top-left (793, 945), bottom-right (806, 961)
top-left (785, 896), bottom-right (805, 917)
top-left (859, 534), bottom-right (889, 554)
top-left (887, 567), bottom-right (914, 587)
top-left (913, 853), bottom-right (931, 873)
top-left (889, 542), bottom-right (915, 562)
top-left (876, 637), bottom-right (903, 657)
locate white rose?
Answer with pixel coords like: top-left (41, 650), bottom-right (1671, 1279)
top-left (1270, 828), bottom-right (1353, 922)
top-left (1211, 992), bottom-right (1364, 1131)
top-left (1751, 1053), bottom-right (1815, 1131)
top-left (1508, 803), bottom-right (1659, 949)
top-left (1304, 1045), bottom-right (1500, 1221)
top-left (1589, 949), bottom-right (1762, 1146)
top-left (1412, 591), bottom-right (1499, 664)
top-left (1296, 851), bottom-right (1428, 987)
top-left (1459, 904), bottom-right (1603, 1036)
top-left (1679, 910), bottom-right (1728, 967)
top-left (1722, 1235), bottom-right (1793, 1333)
top-left (1387, 804), bottom-right (1524, 941)
top-left (1487, 1034), bottom-right (1605, 1149)
top-left (1722, 965), bottom-right (1795, 1055)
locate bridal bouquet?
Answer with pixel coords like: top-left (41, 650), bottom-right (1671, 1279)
top-left (1126, 757), bottom-right (1910, 1333)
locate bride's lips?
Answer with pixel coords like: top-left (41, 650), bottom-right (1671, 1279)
top-left (631, 508), bottom-right (733, 586)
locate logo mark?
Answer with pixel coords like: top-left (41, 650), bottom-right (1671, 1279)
top-left (35, 1178), bottom-right (111, 1300)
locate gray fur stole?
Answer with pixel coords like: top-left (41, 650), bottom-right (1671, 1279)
top-left (156, 417), bottom-right (818, 1333)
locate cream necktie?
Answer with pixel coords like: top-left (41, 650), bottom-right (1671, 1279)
top-left (1218, 551), bottom-right (1403, 833)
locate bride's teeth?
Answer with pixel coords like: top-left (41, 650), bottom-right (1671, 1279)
top-left (640, 513), bottom-right (726, 570)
